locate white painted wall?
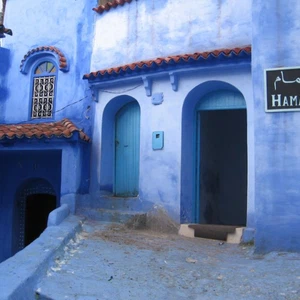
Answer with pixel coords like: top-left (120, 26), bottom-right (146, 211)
top-left (90, 66), bottom-right (253, 221)
top-left (91, 0), bottom-right (252, 71)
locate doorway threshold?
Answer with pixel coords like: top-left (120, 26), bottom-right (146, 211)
top-left (179, 224), bottom-right (245, 244)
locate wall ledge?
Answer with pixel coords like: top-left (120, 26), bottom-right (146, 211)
top-left (0, 215), bottom-right (83, 300)
top-left (47, 204), bottom-right (70, 226)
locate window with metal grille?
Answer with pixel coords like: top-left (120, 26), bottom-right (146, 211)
top-left (31, 61), bottom-right (56, 119)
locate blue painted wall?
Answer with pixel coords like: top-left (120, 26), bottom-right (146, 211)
top-left (0, 1), bottom-right (94, 263)
top-left (3, 0), bottom-right (95, 137)
top-left (0, 137), bottom-right (90, 263)
top-left (1, 0), bottom-right (299, 254)
top-left (0, 47), bottom-right (10, 121)
top-left (252, 0), bottom-right (300, 252)
top-left (0, 150), bottom-right (61, 263)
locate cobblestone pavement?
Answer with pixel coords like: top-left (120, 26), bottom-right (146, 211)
top-left (36, 220), bottom-right (300, 300)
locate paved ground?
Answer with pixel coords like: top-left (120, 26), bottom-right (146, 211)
top-left (36, 220), bottom-right (300, 300)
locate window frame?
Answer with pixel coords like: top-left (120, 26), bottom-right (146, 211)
top-left (29, 58), bottom-right (58, 121)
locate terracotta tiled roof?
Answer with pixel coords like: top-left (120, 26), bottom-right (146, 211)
top-left (0, 119), bottom-right (90, 142)
top-left (83, 46), bottom-right (251, 81)
top-left (20, 46), bottom-right (68, 72)
top-left (93, 0), bottom-right (132, 14)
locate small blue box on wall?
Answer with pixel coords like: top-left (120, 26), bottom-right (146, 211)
top-left (152, 131), bottom-right (164, 150)
top-left (152, 93), bottom-right (164, 105)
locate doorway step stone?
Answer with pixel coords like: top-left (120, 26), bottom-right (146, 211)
top-left (226, 227), bottom-right (244, 244)
top-left (179, 224), bottom-right (245, 244)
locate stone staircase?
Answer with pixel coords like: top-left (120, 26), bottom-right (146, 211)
top-left (76, 193), bottom-right (153, 224)
top-left (76, 207), bottom-right (145, 223)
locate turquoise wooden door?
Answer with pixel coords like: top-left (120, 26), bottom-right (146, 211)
top-left (115, 101), bottom-right (140, 197)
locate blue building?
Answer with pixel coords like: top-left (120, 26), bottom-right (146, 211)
top-left (0, 0), bottom-right (299, 262)
top-left (0, 1), bottom-right (94, 262)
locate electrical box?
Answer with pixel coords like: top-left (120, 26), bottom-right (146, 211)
top-left (152, 131), bottom-right (164, 150)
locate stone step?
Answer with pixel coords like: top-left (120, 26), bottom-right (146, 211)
top-left (76, 207), bottom-right (145, 224)
top-left (227, 227), bottom-right (244, 244)
top-left (179, 224), bottom-right (245, 243)
top-left (77, 195), bottom-right (154, 212)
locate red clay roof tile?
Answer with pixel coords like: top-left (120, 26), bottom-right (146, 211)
top-left (20, 46), bottom-right (69, 72)
top-left (0, 119), bottom-right (90, 142)
top-left (93, 0), bottom-right (132, 14)
top-left (83, 46), bottom-right (251, 81)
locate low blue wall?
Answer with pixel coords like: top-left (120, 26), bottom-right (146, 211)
top-left (0, 215), bottom-right (82, 300)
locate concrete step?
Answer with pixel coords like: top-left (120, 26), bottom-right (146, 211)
top-left (179, 224), bottom-right (245, 243)
top-left (226, 227), bottom-right (244, 244)
top-left (76, 207), bottom-right (145, 224)
top-left (77, 195), bottom-right (154, 212)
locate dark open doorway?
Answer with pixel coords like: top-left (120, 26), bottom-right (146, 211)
top-left (24, 194), bottom-right (56, 246)
top-left (198, 109), bottom-right (247, 226)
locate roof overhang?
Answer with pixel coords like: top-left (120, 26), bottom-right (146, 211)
top-left (0, 118), bottom-right (91, 144)
top-left (83, 46), bottom-right (251, 96)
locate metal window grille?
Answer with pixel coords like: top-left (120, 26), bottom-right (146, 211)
top-left (31, 75), bottom-right (55, 119)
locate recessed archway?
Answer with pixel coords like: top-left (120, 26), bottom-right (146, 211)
top-left (100, 95), bottom-right (140, 195)
top-left (181, 81), bottom-right (248, 226)
top-left (197, 102), bottom-right (247, 226)
top-left (13, 178), bottom-right (57, 253)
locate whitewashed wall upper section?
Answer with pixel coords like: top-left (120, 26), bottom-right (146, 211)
top-left (91, 0), bottom-right (252, 70)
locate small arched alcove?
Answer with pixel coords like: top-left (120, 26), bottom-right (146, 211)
top-left (13, 178), bottom-right (57, 254)
top-left (100, 96), bottom-right (141, 196)
top-left (181, 81), bottom-right (247, 226)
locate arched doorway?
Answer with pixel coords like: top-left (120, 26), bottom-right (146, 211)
top-left (115, 101), bottom-right (140, 196)
top-left (196, 90), bottom-right (247, 226)
top-left (13, 178), bottom-right (57, 253)
top-left (99, 96), bottom-right (140, 196)
top-left (180, 81), bottom-right (248, 227)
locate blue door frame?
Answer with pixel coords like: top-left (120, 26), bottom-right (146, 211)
top-left (194, 90), bottom-right (246, 223)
